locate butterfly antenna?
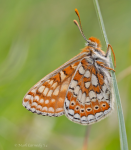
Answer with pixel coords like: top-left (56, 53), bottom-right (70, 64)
top-left (75, 9), bottom-right (83, 33)
top-left (74, 9), bottom-right (89, 43)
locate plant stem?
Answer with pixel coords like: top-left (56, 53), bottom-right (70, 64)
top-left (83, 126), bottom-right (91, 150)
top-left (93, 0), bottom-right (128, 150)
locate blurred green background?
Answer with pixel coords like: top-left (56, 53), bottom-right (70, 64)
top-left (0, 0), bottom-right (131, 150)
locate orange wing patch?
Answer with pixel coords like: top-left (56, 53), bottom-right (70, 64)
top-left (23, 61), bottom-right (80, 117)
top-left (65, 58), bottom-right (112, 124)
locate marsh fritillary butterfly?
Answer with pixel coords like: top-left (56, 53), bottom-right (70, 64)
top-left (23, 9), bottom-right (116, 125)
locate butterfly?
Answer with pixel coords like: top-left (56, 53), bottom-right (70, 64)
top-left (23, 9), bottom-right (116, 125)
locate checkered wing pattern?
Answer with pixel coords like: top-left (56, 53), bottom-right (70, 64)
top-left (23, 8), bottom-right (115, 125)
top-left (64, 58), bottom-right (113, 125)
top-left (23, 60), bottom-right (81, 117)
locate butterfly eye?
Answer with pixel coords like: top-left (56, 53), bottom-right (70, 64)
top-left (86, 107), bottom-right (92, 112)
top-left (94, 105), bottom-right (99, 110)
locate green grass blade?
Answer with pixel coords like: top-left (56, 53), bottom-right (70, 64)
top-left (93, 0), bottom-right (129, 150)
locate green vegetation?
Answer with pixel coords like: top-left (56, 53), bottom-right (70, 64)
top-left (0, 1), bottom-right (130, 150)
top-left (94, 0), bottom-right (128, 149)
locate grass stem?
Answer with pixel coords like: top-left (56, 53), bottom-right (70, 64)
top-left (93, 0), bottom-right (128, 149)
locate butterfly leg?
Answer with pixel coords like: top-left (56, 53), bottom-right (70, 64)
top-left (105, 44), bottom-right (116, 68)
top-left (96, 61), bottom-right (115, 72)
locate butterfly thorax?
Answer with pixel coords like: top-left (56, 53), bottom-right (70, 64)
top-left (82, 37), bottom-right (109, 66)
top-left (83, 37), bottom-right (105, 54)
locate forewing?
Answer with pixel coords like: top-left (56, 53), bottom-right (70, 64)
top-left (23, 59), bottom-right (81, 117)
top-left (64, 57), bottom-right (113, 125)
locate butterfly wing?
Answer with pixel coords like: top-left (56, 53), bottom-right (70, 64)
top-left (22, 52), bottom-right (87, 117)
top-left (64, 57), bottom-right (113, 125)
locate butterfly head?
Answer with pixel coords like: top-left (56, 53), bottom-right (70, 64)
top-left (85, 37), bottom-right (105, 57)
top-left (87, 37), bottom-right (101, 48)
top-left (82, 36), bottom-right (105, 58)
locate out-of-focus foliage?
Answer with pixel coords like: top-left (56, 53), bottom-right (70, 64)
top-left (0, 0), bottom-right (131, 150)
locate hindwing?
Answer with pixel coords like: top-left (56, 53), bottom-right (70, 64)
top-left (64, 57), bottom-right (113, 125)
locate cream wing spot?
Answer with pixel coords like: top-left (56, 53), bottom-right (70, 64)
top-left (79, 66), bottom-right (85, 75)
top-left (61, 82), bottom-right (69, 92)
top-left (70, 80), bottom-right (78, 89)
top-left (77, 90), bottom-right (82, 101)
top-left (87, 114), bottom-right (96, 122)
top-left (68, 109), bottom-right (74, 116)
top-left (58, 97), bottom-right (64, 102)
top-left (53, 86), bottom-right (60, 96)
top-left (81, 116), bottom-right (88, 124)
top-left (97, 93), bottom-right (103, 101)
top-left (30, 96), bottom-right (34, 103)
top-left (89, 91), bottom-right (96, 101)
top-left (74, 86), bottom-right (80, 96)
top-left (84, 70), bottom-right (90, 78)
top-left (81, 93), bottom-right (86, 104)
top-left (48, 80), bottom-right (54, 86)
top-left (24, 96), bottom-right (31, 107)
top-left (34, 95), bottom-right (39, 101)
top-left (52, 82), bottom-right (58, 89)
top-left (43, 88), bottom-right (49, 96)
top-left (45, 100), bottom-right (49, 104)
top-left (85, 97), bottom-right (90, 104)
top-left (102, 84), bottom-right (107, 93)
top-left (32, 102), bottom-right (38, 107)
top-left (95, 112), bottom-right (104, 120)
top-left (48, 107), bottom-right (54, 112)
top-left (42, 107), bottom-right (48, 111)
top-left (31, 89), bottom-right (36, 94)
top-left (39, 98), bottom-right (44, 104)
top-left (51, 99), bottom-right (55, 103)
top-left (91, 74), bottom-right (98, 86)
top-left (74, 114), bottom-right (80, 122)
top-left (81, 116), bottom-right (86, 121)
top-left (38, 86), bottom-right (45, 93)
top-left (37, 105), bottom-right (42, 110)
top-left (25, 95), bottom-right (31, 100)
top-left (85, 82), bottom-right (90, 88)
top-left (65, 98), bottom-right (70, 108)
top-left (60, 71), bottom-right (66, 81)
top-left (56, 108), bottom-right (63, 112)
top-left (26, 101), bottom-right (31, 110)
top-left (104, 92), bottom-right (110, 100)
top-left (47, 90), bottom-right (53, 97)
